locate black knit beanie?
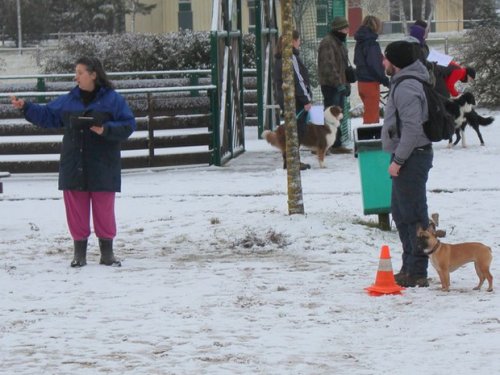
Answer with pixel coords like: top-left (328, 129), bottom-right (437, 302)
top-left (465, 67), bottom-right (476, 80)
top-left (384, 41), bottom-right (418, 69)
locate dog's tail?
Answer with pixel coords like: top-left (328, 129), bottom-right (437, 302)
top-left (466, 109), bottom-right (494, 126)
top-left (262, 129), bottom-right (280, 148)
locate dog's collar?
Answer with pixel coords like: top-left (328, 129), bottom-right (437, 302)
top-left (426, 240), bottom-right (441, 255)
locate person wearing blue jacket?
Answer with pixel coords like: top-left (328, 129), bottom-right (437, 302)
top-left (11, 57), bottom-right (136, 268)
top-left (354, 15), bottom-right (389, 124)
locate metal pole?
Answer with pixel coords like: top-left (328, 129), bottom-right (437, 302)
top-left (16, 0), bottom-right (22, 54)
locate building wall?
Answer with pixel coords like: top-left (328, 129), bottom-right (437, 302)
top-left (126, 0), bottom-right (249, 33)
top-left (126, 0), bottom-right (464, 34)
top-left (126, 0), bottom-right (165, 33)
top-left (125, 0), bottom-right (213, 33)
top-left (434, 0), bottom-right (464, 32)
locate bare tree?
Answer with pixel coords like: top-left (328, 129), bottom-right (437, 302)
top-left (357, 0), bottom-right (388, 19)
top-left (292, 0), bottom-right (313, 34)
top-left (398, 0), bottom-right (409, 34)
top-left (126, 0), bottom-right (157, 33)
top-left (281, 0), bottom-right (305, 215)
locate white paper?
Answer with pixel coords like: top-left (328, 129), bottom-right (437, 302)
top-left (307, 105), bottom-right (325, 125)
top-left (427, 49), bottom-right (453, 66)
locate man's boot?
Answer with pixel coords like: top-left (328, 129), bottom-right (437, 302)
top-left (99, 238), bottom-right (121, 267)
top-left (71, 239), bottom-right (87, 267)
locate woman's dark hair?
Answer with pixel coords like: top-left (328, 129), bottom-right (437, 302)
top-left (276, 30), bottom-right (300, 56)
top-left (75, 56), bottom-right (113, 89)
top-left (361, 15), bottom-right (382, 34)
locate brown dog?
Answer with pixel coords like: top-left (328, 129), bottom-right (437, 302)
top-left (262, 106), bottom-right (343, 169)
top-left (417, 224), bottom-right (493, 292)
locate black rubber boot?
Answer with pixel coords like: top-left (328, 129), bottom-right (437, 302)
top-left (99, 238), bottom-right (121, 266)
top-left (70, 239), bottom-right (87, 267)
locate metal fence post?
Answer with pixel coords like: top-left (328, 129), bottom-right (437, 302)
top-left (36, 77), bottom-right (46, 103)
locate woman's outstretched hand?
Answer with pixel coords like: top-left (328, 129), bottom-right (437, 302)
top-left (10, 96), bottom-right (25, 110)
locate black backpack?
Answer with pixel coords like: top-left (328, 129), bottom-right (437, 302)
top-left (392, 76), bottom-right (455, 142)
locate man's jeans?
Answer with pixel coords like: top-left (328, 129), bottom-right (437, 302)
top-left (391, 147), bottom-right (433, 277)
top-left (321, 85), bottom-right (346, 147)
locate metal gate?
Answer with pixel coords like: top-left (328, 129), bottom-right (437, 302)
top-left (210, 0), bottom-right (245, 166)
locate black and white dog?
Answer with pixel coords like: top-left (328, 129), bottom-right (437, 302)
top-left (445, 92), bottom-right (494, 147)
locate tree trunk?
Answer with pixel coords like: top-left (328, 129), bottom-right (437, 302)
top-left (281, 0), bottom-right (304, 215)
top-left (398, 0), bottom-right (408, 35)
top-left (426, 0), bottom-right (437, 27)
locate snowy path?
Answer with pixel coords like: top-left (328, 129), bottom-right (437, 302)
top-left (1, 122), bottom-right (500, 374)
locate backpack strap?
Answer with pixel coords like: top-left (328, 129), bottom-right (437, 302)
top-left (390, 76), bottom-right (426, 138)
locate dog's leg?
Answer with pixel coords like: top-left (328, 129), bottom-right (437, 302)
top-left (436, 268), bottom-right (450, 292)
top-left (460, 128), bottom-right (467, 148)
top-left (452, 128), bottom-right (461, 147)
top-left (318, 148), bottom-right (326, 168)
top-left (476, 263), bottom-right (494, 292)
top-left (473, 262), bottom-right (485, 290)
top-left (485, 270), bottom-right (493, 292)
top-left (474, 126), bottom-right (485, 146)
top-left (282, 152), bottom-right (287, 169)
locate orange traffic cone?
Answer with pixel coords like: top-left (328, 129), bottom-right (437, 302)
top-left (365, 245), bottom-right (405, 296)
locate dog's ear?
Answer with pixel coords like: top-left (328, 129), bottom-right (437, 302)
top-left (430, 213), bottom-right (439, 227)
top-left (435, 229), bottom-right (447, 238)
top-left (427, 222), bottom-right (436, 233)
top-left (324, 106), bottom-right (342, 125)
top-left (416, 223), bottom-right (424, 235)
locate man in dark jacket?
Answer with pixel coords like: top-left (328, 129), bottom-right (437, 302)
top-left (381, 41), bottom-right (433, 288)
top-left (317, 16), bottom-right (351, 153)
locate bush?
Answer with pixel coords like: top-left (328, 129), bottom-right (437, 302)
top-left (40, 31), bottom-right (256, 73)
top-left (454, 27), bottom-right (500, 107)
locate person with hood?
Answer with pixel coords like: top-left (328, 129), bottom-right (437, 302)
top-left (317, 16), bottom-right (351, 153)
top-left (406, 20), bottom-right (457, 98)
top-left (381, 41), bottom-right (433, 288)
top-left (353, 15), bottom-right (389, 124)
top-left (408, 20), bottom-right (430, 60)
top-left (445, 64), bottom-right (476, 97)
top-left (273, 30), bottom-right (313, 170)
top-left (11, 57), bottom-right (136, 268)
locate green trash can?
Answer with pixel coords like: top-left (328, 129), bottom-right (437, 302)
top-left (354, 125), bottom-right (391, 230)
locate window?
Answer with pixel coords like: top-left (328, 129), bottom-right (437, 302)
top-left (178, 0), bottom-right (193, 30)
top-left (316, 0), bottom-right (329, 38)
top-left (389, 0), bottom-right (433, 33)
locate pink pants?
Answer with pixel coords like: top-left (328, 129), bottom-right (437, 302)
top-left (63, 190), bottom-right (116, 241)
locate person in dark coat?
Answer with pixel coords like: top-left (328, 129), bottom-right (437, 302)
top-left (406, 20), bottom-right (458, 98)
top-left (317, 16), bottom-right (352, 153)
top-left (445, 64), bottom-right (476, 97)
top-left (274, 30), bottom-right (313, 170)
top-left (11, 57), bottom-right (136, 268)
top-left (274, 31), bottom-right (313, 135)
top-left (353, 15), bottom-right (389, 124)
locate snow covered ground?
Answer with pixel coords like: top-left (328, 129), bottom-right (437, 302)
top-left (1, 110), bottom-right (500, 374)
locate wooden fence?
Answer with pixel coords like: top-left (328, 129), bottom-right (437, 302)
top-left (0, 69), bottom-right (258, 174)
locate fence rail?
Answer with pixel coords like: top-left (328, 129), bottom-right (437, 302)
top-left (0, 85), bottom-right (217, 173)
